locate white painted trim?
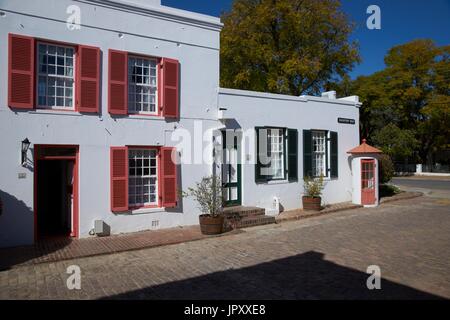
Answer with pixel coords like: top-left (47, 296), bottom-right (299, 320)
top-left (219, 87), bottom-right (308, 103)
top-left (218, 87), bottom-right (360, 107)
top-left (79, 0), bottom-right (223, 30)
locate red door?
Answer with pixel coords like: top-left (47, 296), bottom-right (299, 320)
top-left (361, 159), bottom-right (376, 205)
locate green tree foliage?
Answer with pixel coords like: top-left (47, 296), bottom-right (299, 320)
top-left (378, 154), bottom-right (395, 184)
top-left (220, 0), bottom-right (360, 95)
top-left (333, 40), bottom-right (450, 163)
top-left (372, 123), bottom-right (419, 159)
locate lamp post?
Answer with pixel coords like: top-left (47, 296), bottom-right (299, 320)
top-left (21, 138), bottom-right (30, 167)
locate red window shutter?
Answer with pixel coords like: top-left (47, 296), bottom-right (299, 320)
top-left (108, 49), bottom-right (128, 115)
top-left (77, 45), bottom-right (100, 113)
top-left (161, 147), bottom-right (177, 208)
top-left (8, 34), bottom-right (34, 109)
top-left (160, 58), bottom-right (179, 119)
top-left (110, 147), bottom-right (128, 212)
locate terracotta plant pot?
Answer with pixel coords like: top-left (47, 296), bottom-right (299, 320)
top-left (199, 214), bottom-right (224, 235)
top-left (302, 196), bottom-right (322, 211)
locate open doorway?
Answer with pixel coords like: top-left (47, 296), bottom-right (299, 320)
top-left (35, 145), bottom-right (79, 240)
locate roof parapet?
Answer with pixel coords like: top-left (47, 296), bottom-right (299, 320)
top-left (338, 95), bottom-right (359, 103)
top-left (85, 0), bottom-right (223, 29)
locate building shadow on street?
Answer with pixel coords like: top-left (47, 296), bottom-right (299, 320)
top-left (0, 190), bottom-right (72, 271)
top-left (102, 251), bottom-right (444, 300)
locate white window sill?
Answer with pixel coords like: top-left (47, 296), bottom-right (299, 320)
top-left (29, 109), bottom-right (82, 116)
top-left (307, 176), bottom-right (338, 182)
top-left (126, 114), bottom-right (164, 120)
top-left (129, 207), bottom-right (166, 215)
top-left (263, 179), bottom-right (290, 185)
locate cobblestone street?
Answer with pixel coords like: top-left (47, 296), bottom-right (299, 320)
top-left (1, 196), bottom-right (449, 299)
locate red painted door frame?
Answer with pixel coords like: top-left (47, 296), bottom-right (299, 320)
top-left (361, 159), bottom-right (376, 205)
top-left (34, 145), bottom-right (79, 241)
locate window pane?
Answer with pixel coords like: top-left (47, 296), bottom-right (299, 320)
top-left (48, 97), bottom-right (55, 106)
top-left (128, 149), bottom-right (158, 206)
top-left (37, 43), bottom-right (75, 109)
top-left (38, 76), bottom-right (46, 97)
top-left (312, 131), bottom-right (326, 177)
top-left (128, 57), bottom-right (158, 114)
top-left (266, 129), bottom-right (284, 179)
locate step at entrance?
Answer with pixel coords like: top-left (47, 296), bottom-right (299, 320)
top-left (222, 206), bottom-right (276, 230)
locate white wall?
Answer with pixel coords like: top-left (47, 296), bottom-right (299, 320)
top-left (218, 88), bottom-right (360, 212)
top-left (0, 0), bottom-right (222, 247)
top-left (0, 0), bottom-right (361, 248)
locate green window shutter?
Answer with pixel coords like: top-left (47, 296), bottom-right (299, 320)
top-left (330, 131), bottom-right (338, 178)
top-left (255, 127), bottom-right (269, 183)
top-left (303, 130), bottom-right (312, 178)
top-left (287, 129), bottom-right (298, 181)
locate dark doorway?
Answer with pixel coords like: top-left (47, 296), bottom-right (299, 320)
top-left (35, 144), bottom-right (79, 239)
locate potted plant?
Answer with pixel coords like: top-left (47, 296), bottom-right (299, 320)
top-left (302, 175), bottom-right (325, 211)
top-left (183, 175), bottom-right (224, 235)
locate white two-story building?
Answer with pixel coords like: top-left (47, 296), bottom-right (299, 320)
top-left (0, 0), bottom-right (361, 248)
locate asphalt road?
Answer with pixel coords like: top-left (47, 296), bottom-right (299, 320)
top-left (392, 177), bottom-right (450, 190)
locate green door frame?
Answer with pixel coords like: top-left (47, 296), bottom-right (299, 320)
top-left (222, 130), bottom-right (242, 207)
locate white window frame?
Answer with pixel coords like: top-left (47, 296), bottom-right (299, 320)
top-left (128, 148), bottom-right (159, 208)
top-left (36, 42), bottom-right (76, 110)
top-left (128, 55), bottom-right (158, 115)
top-left (258, 128), bottom-right (286, 181)
top-left (267, 128), bottom-right (285, 180)
top-left (312, 130), bottom-right (328, 178)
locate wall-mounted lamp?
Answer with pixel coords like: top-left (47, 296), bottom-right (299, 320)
top-left (21, 138), bottom-right (30, 167)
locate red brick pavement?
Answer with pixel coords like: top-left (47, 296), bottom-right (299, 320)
top-left (0, 191), bottom-right (421, 270)
top-left (0, 225), bottom-right (240, 270)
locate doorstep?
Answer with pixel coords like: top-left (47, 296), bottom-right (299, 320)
top-left (222, 206), bottom-right (276, 229)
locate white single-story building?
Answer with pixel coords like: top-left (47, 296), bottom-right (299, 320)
top-left (0, 0), bottom-right (365, 248)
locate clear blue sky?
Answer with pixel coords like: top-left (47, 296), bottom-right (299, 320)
top-left (162, 0), bottom-right (450, 79)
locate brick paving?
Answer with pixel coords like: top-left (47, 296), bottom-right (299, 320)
top-left (0, 225), bottom-right (241, 271)
top-left (0, 200), bottom-right (370, 270)
top-left (1, 195), bottom-right (449, 299)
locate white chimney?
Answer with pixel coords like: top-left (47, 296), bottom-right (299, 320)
top-left (321, 91), bottom-right (336, 99)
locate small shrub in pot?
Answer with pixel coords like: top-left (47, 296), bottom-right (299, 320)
top-left (302, 175), bottom-right (325, 211)
top-left (182, 175), bottom-right (224, 235)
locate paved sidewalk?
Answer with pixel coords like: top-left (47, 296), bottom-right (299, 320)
top-left (276, 191), bottom-right (422, 223)
top-left (276, 202), bottom-right (362, 223)
top-left (0, 191), bottom-right (422, 271)
top-left (0, 226), bottom-right (241, 271)
top-left (1, 196), bottom-right (449, 299)
top-left (380, 191), bottom-right (423, 203)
